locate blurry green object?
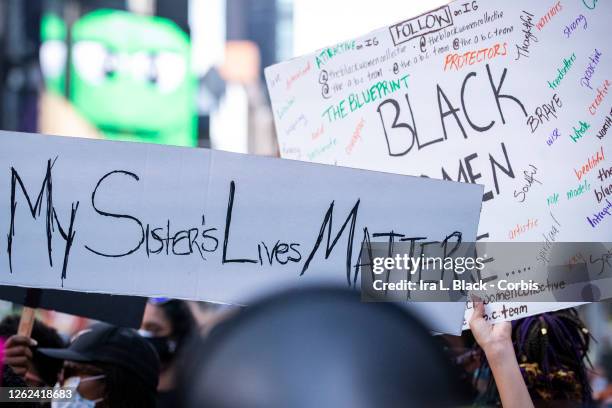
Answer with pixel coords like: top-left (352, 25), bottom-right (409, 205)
top-left (40, 12), bottom-right (67, 95)
top-left (40, 9), bottom-right (197, 147)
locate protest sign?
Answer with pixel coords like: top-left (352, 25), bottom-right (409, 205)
top-left (0, 286), bottom-right (146, 329)
top-left (265, 0), bottom-right (612, 325)
top-left (0, 131), bottom-right (483, 334)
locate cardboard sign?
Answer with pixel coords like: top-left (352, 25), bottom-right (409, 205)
top-left (265, 0), bottom-right (612, 324)
top-left (0, 287), bottom-right (146, 329)
top-left (0, 131), bottom-right (483, 334)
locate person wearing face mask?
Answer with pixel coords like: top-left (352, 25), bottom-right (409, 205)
top-left (139, 298), bottom-right (195, 408)
top-left (5, 322), bottom-right (160, 408)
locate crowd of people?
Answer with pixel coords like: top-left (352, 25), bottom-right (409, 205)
top-left (0, 289), bottom-right (609, 407)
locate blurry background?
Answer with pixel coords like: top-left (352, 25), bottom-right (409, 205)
top-left (0, 0), bottom-right (445, 155)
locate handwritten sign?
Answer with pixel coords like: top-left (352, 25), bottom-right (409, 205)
top-left (265, 0), bottom-right (612, 325)
top-left (0, 131), bottom-right (484, 334)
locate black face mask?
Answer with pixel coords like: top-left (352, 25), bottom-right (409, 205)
top-left (145, 335), bottom-right (177, 364)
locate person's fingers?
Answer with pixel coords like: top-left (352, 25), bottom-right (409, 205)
top-left (469, 296), bottom-right (492, 345)
top-left (471, 296), bottom-right (485, 319)
top-left (4, 335), bottom-right (35, 378)
top-left (5, 356), bottom-right (29, 366)
top-left (5, 335), bottom-right (37, 348)
top-left (4, 345), bottom-right (33, 359)
top-left (469, 295), bottom-right (486, 329)
top-left (5, 355), bottom-right (30, 375)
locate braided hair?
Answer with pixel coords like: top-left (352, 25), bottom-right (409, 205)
top-left (475, 308), bottom-right (593, 405)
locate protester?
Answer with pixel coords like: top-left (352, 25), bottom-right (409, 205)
top-left (473, 307), bottom-right (592, 407)
top-left (140, 298), bottom-right (196, 407)
top-left (5, 323), bottom-right (160, 408)
top-left (177, 287), bottom-right (533, 408)
top-left (0, 315), bottom-right (65, 387)
top-left (1, 364), bottom-right (40, 408)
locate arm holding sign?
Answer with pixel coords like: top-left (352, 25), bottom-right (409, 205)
top-left (469, 298), bottom-right (533, 408)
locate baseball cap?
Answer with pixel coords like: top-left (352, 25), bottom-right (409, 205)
top-left (37, 323), bottom-right (160, 391)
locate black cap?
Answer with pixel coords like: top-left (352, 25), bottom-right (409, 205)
top-left (37, 323), bottom-right (160, 391)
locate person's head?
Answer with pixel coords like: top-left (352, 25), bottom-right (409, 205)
top-left (140, 298), bottom-right (195, 366)
top-left (476, 308), bottom-right (592, 406)
top-left (179, 287), bottom-right (466, 408)
top-left (0, 315), bottom-right (65, 386)
top-left (38, 323), bottom-right (160, 408)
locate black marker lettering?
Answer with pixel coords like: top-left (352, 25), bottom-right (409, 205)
top-left (222, 181), bottom-right (258, 264)
top-left (301, 200), bottom-right (360, 285)
top-left (84, 170), bottom-right (144, 257)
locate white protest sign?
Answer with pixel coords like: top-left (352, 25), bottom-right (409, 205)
top-left (265, 0), bottom-right (612, 325)
top-left (0, 131), bottom-right (484, 335)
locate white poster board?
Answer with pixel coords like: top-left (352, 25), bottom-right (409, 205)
top-left (265, 0), bottom-right (612, 325)
top-left (0, 131), bottom-right (484, 334)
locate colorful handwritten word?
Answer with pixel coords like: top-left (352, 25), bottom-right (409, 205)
top-left (595, 181), bottom-right (612, 204)
top-left (322, 75), bottom-right (409, 123)
top-left (536, 1), bottom-right (563, 31)
top-left (547, 193), bottom-right (559, 206)
top-left (307, 137), bottom-right (337, 161)
top-left (598, 166), bottom-right (612, 183)
top-left (515, 11), bottom-right (538, 60)
top-left (346, 118), bottom-right (365, 155)
top-left (582, 0), bottom-right (598, 10)
top-left (315, 41), bottom-right (356, 69)
top-left (514, 164), bottom-right (541, 203)
top-left (537, 212), bottom-right (562, 264)
top-left (311, 124), bottom-right (324, 141)
top-left (285, 114), bottom-right (308, 136)
top-left (569, 120), bottom-right (591, 143)
top-left (268, 73), bottom-right (281, 89)
top-left (444, 43), bottom-right (508, 71)
top-left (588, 79), bottom-right (610, 115)
top-left (566, 179), bottom-right (590, 200)
top-left (599, 166), bottom-right (612, 181)
top-left (281, 146), bottom-right (300, 157)
top-left (574, 146), bottom-right (605, 181)
top-left (597, 167), bottom-right (612, 202)
top-left (509, 218), bottom-right (538, 240)
top-left (581, 49), bottom-right (602, 90)
top-left (276, 98), bottom-right (295, 120)
top-left (527, 93), bottom-right (563, 133)
top-left (563, 14), bottom-right (587, 38)
top-left (546, 128), bottom-right (561, 146)
top-left (586, 199), bottom-right (611, 228)
top-left (548, 53), bottom-right (576, 90)
top-left (596, 107), bottom-right (611, 140)
top-left (286, 62), bottom-right (312, 90)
